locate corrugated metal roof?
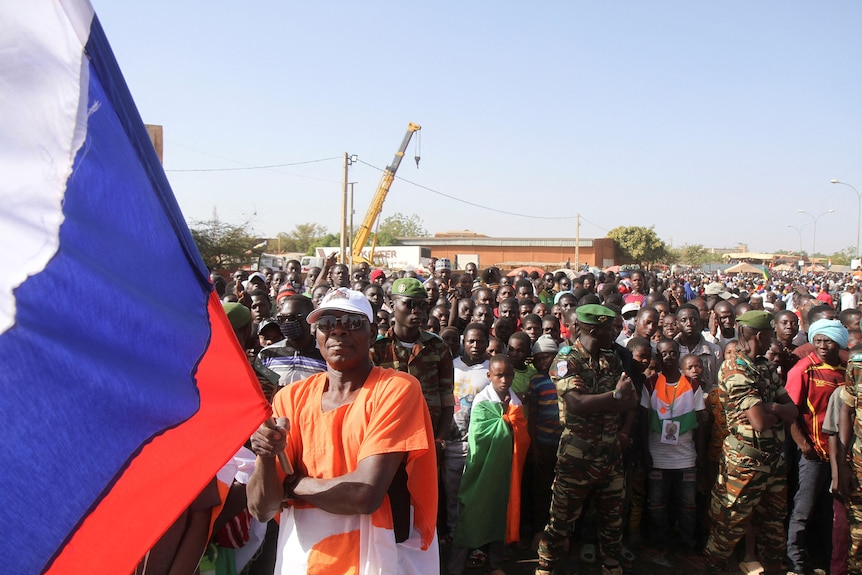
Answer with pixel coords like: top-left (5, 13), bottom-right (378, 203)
top-left (397, 237), bottom-right (595, 247)
top-left (721, 252), bottom-right (777, 260)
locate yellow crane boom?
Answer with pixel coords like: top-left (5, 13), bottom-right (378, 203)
top-left (351, 122), bottom-right (421, 265)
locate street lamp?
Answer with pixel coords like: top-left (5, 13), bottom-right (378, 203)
top-left (787, 224), bottom-right (807, 254)
top-left (830, 179), bottom-right (861, 258)
top-left (796, 208), bottom-right (835, 257)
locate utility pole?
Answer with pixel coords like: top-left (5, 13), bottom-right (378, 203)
top-left (340, 153), bottom-right (356, 263)
top-left (574, 213), bottom-right (580, 269)
top-left (340, 153), bottom-right (348, 263)
top-left (348, 182), bottom-right (356, 270)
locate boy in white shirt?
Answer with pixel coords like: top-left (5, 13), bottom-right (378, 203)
top-left (641, 340), bottom-right (706, 553)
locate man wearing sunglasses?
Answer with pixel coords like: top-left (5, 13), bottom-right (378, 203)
top-left (249, 288), bottom-right (439, 574)
top-left (258, 295), bottom-right (326, 390)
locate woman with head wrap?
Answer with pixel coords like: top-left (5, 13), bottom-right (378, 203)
top-left (785, 317), bottom-right (848, 574)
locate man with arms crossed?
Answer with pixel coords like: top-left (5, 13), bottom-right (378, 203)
top-left (248, 288), bottom-right (438, 574)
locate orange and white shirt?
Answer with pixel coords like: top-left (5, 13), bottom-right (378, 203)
top-left (271, 367), bottom-right (438, 574)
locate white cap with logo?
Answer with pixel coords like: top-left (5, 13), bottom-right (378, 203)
top-left (306, 288), bottom-right (374, 323)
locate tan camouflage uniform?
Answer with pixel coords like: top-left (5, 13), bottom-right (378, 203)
top-left (372, 327), bottom-right (455, 436)
top-left (536, 338), bottom-right (626, 573)
top-left (703, 348), bottom-right (789, 573)
top-left (840, 353), bottom-right (862, 574)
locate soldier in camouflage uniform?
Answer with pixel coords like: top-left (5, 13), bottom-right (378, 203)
top-left (838, 344), bottom-right (862, 574)
top-left (371, 277), bottom-right (455, 442)
top-left (703, 310), bottom-right (798, 574)
top-left (535, 304), bottom-right (638, 575)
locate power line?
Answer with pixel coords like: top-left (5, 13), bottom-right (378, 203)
top-left (161, 142), bottom-right (610, 230)
top-left (580, 215), bottom-right (609, 233)
top-left (166, 155), bottom-right (341, 172)
top-left (356, 159), bottom-right (607, 227)
top-left (162, 141), bottom-right (341, 182)
top-left (166, 139), bottom-right (258, 166)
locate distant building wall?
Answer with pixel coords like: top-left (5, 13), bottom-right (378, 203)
top-left (397, 236), bottom-right (617, 270)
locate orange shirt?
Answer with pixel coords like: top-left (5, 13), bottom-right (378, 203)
top-left (272, 367), bottom-right (438, 574)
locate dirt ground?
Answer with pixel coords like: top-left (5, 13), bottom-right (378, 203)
top-left (441, 539), bottom-right (716, 575)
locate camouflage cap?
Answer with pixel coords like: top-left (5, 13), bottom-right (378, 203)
top-left (391, 277), bottom-right (428, 299)
top-left (736, 310), bottom-right (775, 330)
top-left (575, 304), bottom-right (616, 325)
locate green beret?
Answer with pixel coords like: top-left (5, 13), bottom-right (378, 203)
top-left (736, 310), bottom-right (775, 330)
top-left (391, 277), bottom-right (428, 299)
top-left (576, 304), bottom-right (616, 325)
top-left (223, 302), bottom-right (251, 329)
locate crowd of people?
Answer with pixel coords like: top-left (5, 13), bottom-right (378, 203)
top-left (145, 255), bottom-right (862, 575)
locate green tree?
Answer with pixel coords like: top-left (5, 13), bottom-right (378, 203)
top-left (680, 244), bottom-right (713, 267)
top-left (271, 223), bottom-right (330, 254)
top-left (664, 246), bottom-right (681, 266)
top-left (288, 223), bottom-right (328, 253)
top-left (274, 232), bottom-right (297, 253)
top-left (807, 247), bottom-right (855, 266)
top-left (189, 216), bottom-right (259, 270)
top-left (607, 225), bottom-right (668, 268)
top-left (309, 232), bottom-right (341, 255)
top-left (376, 213), bottom-right (429, 246)
top-left (829, 246), bottom-right (855, 266)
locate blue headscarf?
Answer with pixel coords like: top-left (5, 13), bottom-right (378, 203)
top-left (807, 318), bottom-right (849, 349)
top-left (554, 290), bottom-right (574, 305)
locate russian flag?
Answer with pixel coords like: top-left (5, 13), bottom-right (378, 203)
top-left (0, 2), bottom-right (270, 573)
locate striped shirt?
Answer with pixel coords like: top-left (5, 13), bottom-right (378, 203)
top-left (529, 372), bottom-right (563, 446)
top-left (258, 340), bottom-right (326, 388)
top-left (785, 352), bottom-right (845, 459)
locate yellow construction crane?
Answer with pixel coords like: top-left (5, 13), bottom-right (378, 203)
top-left (351, 122), bottom-right (421, 265)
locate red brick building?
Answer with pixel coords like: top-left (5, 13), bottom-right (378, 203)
top-left (397, 232), bottom-right (618, 271)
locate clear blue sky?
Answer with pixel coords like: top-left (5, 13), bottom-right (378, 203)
top-left (95, 1), bottom-right (862, 256)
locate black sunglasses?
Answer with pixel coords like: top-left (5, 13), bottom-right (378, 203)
top-left (316, 314), bottom-right (368, 332)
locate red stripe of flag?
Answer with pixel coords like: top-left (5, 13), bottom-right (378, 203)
top-left (45, 292), bottom-right (270, 574)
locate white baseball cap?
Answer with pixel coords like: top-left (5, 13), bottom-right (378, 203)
top-left (248, 271), bottom-right (267, 285)
top-left (621, 302), bottom-right (641, 317)
top-left (306, 288), bottom-right (374, 323)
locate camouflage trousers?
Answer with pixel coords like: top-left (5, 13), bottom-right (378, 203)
top-left (703, 454), bottom-right (788, 571)
top-left (536, 432), bottom-right (624, 571)
top-left (844, 452), bottom-right (862, 575)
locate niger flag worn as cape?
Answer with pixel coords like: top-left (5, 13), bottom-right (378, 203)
top-left (454, 388), bottom-right (529, 548)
